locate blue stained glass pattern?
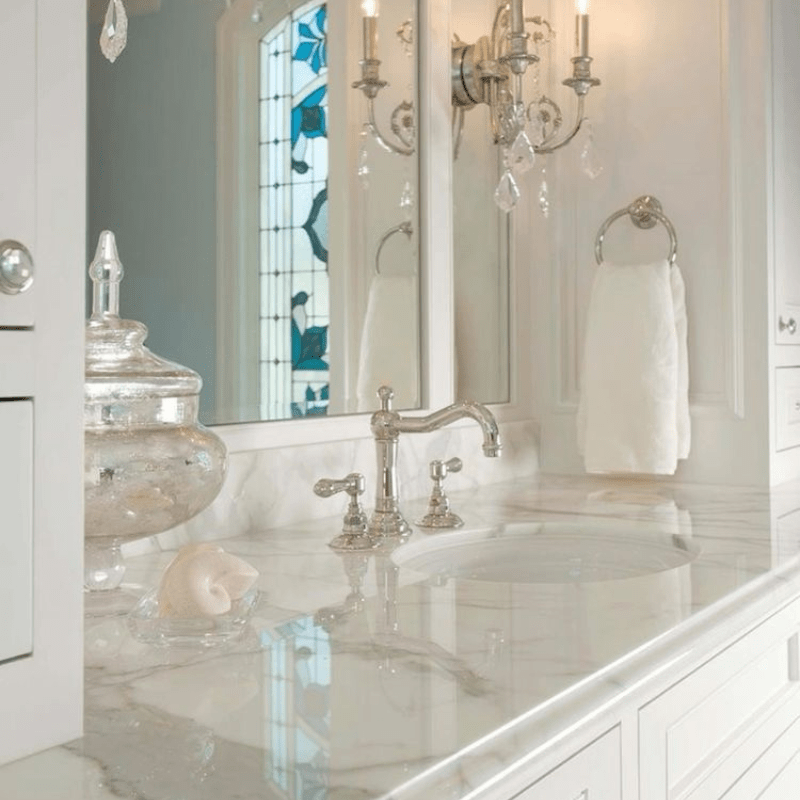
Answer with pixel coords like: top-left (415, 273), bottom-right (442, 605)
top-left (302, 187), bottom-right (328, 263)
top-left (259, 2), bottom-right (329, 420)
top-left (293, 6), bottom-right (327, 74)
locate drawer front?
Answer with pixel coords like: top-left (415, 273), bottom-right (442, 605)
top-left (720, 713), bottom-right (800, 799)
top-left (0, 400), bottom-right (33, 663)
top-left (775, 368), bottom-right (800, 451)
top-left (639, 599), bottom-right (800, 800)
top-left (515, 727), bottom-right (621, 800)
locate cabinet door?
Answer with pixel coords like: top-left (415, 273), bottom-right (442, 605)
top-left (0, 0), bottom-right (36, 326)
top-left (515, 728), bottom-right (622, 800)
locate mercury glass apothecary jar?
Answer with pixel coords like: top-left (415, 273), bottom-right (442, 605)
top-left (84, 231), bottom-right (226, 610)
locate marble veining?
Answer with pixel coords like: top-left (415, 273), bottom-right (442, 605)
top-left (4, 473), bottom-right (800, 799)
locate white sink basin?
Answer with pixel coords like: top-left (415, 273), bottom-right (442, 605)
top-left (393, 523), bottom-right (699, 584)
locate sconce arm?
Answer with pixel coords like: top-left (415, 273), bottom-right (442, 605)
top-left (534, 94), bottom-right (586, 154)
top-left (367, 98), bottom-right (415, 157)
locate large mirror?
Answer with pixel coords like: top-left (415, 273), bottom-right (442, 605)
top-left (88, 0), bottom-right (420, 425)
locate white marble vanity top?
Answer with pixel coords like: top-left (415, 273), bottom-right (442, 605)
top-left (4, 474), bottom-right (800, 800)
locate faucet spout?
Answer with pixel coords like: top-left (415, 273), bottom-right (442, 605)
top-left (392, 401), bottom-right (502, 458)
top-left (367, 387), bottom-right (501, 539)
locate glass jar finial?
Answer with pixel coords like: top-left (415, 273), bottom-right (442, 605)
top-left (89, 230), bottom-right (124, 320)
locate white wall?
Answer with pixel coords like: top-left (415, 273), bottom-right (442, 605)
top-left (530, 0), bottom-right (780, 486)
top-left (451, 0), bottom-right (511, 406)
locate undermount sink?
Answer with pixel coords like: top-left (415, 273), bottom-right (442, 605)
top-left (393, 523), bottom-right (699, 584)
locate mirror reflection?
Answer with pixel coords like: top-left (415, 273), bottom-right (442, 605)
top-left (88, 0), bottom-right (419, 425)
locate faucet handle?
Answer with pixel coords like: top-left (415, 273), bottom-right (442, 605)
top-left (417, 457), bottom-right (464, 530)
top-left (314, 473), bottom-right (365, 499)
top-left (314, 473), bottom-right (375, 551)
top-left (430, 457), bottom-right (462, 481)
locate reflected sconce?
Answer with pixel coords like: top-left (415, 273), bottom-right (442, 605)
top-left (452, 0), bottom-right (601, 211)
top-left (352, 0), bottom-right (416, 157)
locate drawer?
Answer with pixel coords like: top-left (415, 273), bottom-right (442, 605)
top-left (0, 400), bottom-right (33, 663)
top-left (514, 727), bottom-right (621, 800)
top-left (775, 367), bottom-right (800, 451)
top-left (718, 712), bottom-right (800, 799)
top-left (639, 598), bottom-right (800, 800)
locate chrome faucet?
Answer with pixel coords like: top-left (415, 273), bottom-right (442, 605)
top-left (368, 386), bottom-right (501, 538)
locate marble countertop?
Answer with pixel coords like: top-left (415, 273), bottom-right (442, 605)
top-left (5, 474), bottom-right (800, 800)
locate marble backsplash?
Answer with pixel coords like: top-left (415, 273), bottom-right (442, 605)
top-left (126, 419), bottom-right (540, 555)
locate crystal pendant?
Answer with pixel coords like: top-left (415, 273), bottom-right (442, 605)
top-left (357, 127), bottom-right (370, 190)
top-left (580, 120), bottom-right (604, 179)
top-left (538, 167), bottom-right (550, 218)
top-left (509, 131), bottom-right (536, 177)
top-left (100, 0), bottom-right (128, 64)
top-left (400, 180), bottom-right (414, 221)
top-left (494, 170), bottom-right (520, 213)
top-left (251, 0), bottom-right (264, 23)
top-left (526, 105), bottom-right (546, 148)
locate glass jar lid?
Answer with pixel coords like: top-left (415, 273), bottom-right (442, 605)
top-left (85, 231), bottom-right (202, 402)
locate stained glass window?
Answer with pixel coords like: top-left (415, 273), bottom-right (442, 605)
top-left (259, 2), bottom-right (330, 420)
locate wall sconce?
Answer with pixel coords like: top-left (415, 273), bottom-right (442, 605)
top-left (453, 0), bottom-right (600, 211)
top-left (352, 0), bottom-right (416, 157)
top-left (353, 0), bottom-right (601, 213)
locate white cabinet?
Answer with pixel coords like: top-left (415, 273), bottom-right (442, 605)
top-left (0, 0), bottom-right (84, 767)
top-left (639, 597), bottom-right (800, 799)
top-left (486, 596), bottom-right (800, 800)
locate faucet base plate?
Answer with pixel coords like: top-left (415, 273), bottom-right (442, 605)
top-left (368, 510), bottom-right (412, 539)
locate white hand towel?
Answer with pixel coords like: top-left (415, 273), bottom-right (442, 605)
top-left (356, 273), bottom-right (420, 411)
top-left (577, 259), bottom-right (690, 475)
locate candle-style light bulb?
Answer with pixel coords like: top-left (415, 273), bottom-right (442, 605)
top-left (575, 0), bottom-right (590, 57)
top-left (362, 0), bottom-right (379, 61)
top-left (510, 0), bottom-right (524, 35)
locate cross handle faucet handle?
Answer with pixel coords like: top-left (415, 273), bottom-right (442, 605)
top-left (314, 473), bottom-right (374, 550)
top-left (314, 473), bottom-right (366, 499)
top-left (429, 457), bottom-right (463, 481)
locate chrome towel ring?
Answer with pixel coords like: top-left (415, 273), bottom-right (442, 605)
top-left (595, 196), bottom-right (678, 266)
top-left (375, 221), bottom-right (413, 275)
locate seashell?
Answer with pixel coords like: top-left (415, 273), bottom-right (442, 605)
top-left (156, 543), bottom-right (259, 618)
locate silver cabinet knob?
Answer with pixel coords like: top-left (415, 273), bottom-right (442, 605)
top-left (0, 240), bottom-right (34, 295)
top-left (779, 316), bottom-right (797, 335)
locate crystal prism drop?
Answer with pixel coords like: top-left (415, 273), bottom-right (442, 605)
top-left (251, 0), bottom-right (264, 23)
top-left (538, 168), bottom-right (550, 218)
top-left (494, 170), bottom-right (520, 214)
top-left (400, 180), bottom-right (414, 220)
top-left (357, 128), bottom-right (370, 190)
top-left (580, 121), bottom-right (604, 180)
top-left (509, 131), bottom-right (536, 176)
top-left (100, 0), bottom-right (128, 64)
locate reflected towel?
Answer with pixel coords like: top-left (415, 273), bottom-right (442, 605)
top-left (577, 259), bottom-right (690, 474)
top-left (356, 273), bottom-right (420, 411)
